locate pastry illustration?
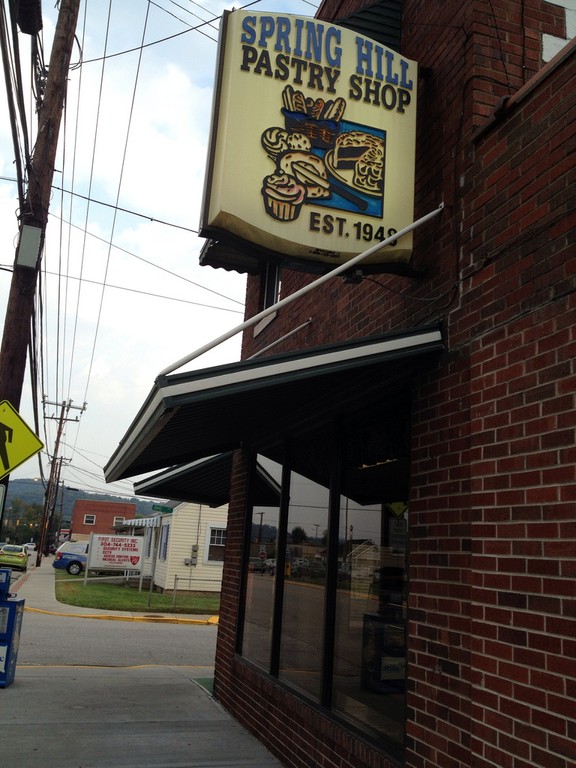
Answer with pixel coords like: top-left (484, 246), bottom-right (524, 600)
top-left (260, 88), bottom-right (385, 219)
top-left (261, 172), bottom-right (306, 221)
top-left (262, 127), bottom-right (312, 159)
top-left (278, 151), bottom-right (331, 200)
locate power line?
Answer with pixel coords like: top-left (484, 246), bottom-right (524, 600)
top-left (41, 268), bottom-right (244, 313)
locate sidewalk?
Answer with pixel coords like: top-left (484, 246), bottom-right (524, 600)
top-left (3, 563), bottom-right (284, 768)
top-left (11, 559), bottom-right (218, 624)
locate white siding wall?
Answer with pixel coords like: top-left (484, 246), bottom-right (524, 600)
top-left (153, 503), bottom-right (227, 593)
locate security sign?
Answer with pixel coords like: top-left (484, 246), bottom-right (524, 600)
top-left (0, 401), bottom-right (43, 480)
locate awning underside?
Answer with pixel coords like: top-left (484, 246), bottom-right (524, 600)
top-left (104, 325), bottom-right (443, 501)
top-left (133, 452), bottom-right (281, 508)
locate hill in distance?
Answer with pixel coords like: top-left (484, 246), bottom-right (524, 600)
top-left (5, 478), bottom-right (163, 525)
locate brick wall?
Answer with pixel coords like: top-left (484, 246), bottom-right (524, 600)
top-left (70, 499), bottom-right (137, 537)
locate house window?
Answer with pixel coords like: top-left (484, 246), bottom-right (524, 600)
top-left (159, 523), bottom-right (170, 560)
top-left (145, 528), bottom-right (153, 558)
top-left (240, 398), bottom-right (409, 758)
top-left (113, 516), bottom-right (124, 527)
top-left (84, 514), bottom-right (95, 525)
top-left (207, 526), bottom-right (227, 562)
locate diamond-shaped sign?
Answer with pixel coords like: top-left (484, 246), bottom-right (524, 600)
top-left (0, 401), bottom-right (43, 479)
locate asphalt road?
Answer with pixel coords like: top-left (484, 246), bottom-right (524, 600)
top-left (18, 607), bottom-right (218, 668)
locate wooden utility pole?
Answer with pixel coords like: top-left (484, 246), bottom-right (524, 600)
top-left (0, 0), bottom-right (80, 408)
top-left (0, 0), bottom-right (80, 535)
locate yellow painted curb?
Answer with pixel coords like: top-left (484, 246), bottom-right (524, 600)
top-left (23, 606), bottom-right (218, 625)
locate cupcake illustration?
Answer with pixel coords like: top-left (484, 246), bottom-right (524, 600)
top-left (261, 173), bottom-right (306, 221)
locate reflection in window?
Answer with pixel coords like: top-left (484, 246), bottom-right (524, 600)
top-left (242, 457), bottom-right (280, 669)
top-left (333, 498), bottom-right (407, 748)
top-left (240, 398), bottom-right (410, 755)
top-left (279, 474), bottom-right (329, 701)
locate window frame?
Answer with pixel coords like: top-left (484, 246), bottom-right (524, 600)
top-left (205, 524), bottom-right (227, 564)
top-left (238, 408), bottom-right (409, 760)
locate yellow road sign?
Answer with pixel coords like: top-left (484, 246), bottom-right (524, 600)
top-left (0, 401), bottom-right (43, 479)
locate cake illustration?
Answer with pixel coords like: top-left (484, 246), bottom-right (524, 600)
top-left (261, 172), bottom-right (306, 221)
top-left (278, 151), bottom-right (331, 200)
top-left (333, 131), bottom-right (385, 194)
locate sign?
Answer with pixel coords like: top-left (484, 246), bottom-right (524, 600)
top-left (200, 11), bottom-right (418, 271)
top-left (0, 401), bottom-right (43, 480)
top-left (87, 534), bottom-right (144, 572)
top-left (152, 504), bottom-right (172, 514)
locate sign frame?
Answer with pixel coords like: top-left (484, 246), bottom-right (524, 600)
top-left (200, 10), bottom-right (419, 274)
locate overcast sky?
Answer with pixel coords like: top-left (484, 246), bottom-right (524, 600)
top-left (0, 0), bottom-right (320, 500)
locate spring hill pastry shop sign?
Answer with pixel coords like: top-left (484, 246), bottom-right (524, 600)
top-left (200, 10), bottom-right (418, 272)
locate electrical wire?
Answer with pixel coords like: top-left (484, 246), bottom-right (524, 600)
top-left (25, 0), bottom-right (318, 497)
top-left (42, 267), bottom-right (244, 313)
top-left (0, 1), bottom-right (26, 209)
top-left (52, 212), bottom-right (244, 306)
top-left (79, 3), bottom-right (152, 407)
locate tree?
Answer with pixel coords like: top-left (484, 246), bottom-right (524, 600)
top-left (2, 498), bottom-right (43, 544)
top-left (290, 526), bottom-right (308, 544)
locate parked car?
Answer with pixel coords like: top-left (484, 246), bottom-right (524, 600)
top-left (249, 557), bottom-right (266, 573)
top-left (52, 541), bottom-right (89, 575)
top-left (0, 543), bottom-right (29, 572)
top-left (23, 542), bottom-right (37, 552)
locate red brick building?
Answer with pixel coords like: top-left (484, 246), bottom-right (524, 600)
top-left (70, 499), bottom-right (136, 540)
top-left (105, 1), bottom-right (575, 767)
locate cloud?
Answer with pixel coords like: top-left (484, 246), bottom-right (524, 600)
top-left (1, 0), bottom-right (318, 493)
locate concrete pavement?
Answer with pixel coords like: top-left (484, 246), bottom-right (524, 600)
top-left (1, 563), bottom-right (284, 768)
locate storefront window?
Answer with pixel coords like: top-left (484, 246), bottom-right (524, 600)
top-left (240, 400), bottom-right (409, 754)
top-left (241, 458), bottom-right (280, 669)
top-left (279, 474), bottom-right (329, 701)
top-left (332, 496), bottom-right (407, 748)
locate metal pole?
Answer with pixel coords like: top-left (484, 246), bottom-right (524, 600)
top-left (158, 203), bottom-right (444, 377)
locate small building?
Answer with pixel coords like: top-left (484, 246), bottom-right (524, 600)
top-left (123, 502), bottom-right (228, 594)
top-left (70, 499), bottom-right (136, 541)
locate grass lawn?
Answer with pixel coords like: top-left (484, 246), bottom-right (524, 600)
top-left (54, 572), bottom-right (220, 614)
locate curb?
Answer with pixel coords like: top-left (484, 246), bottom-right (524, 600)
top-left (13, 570), bottom-right (219, 625)
top-left (23, 606), bottom-right (219, 625)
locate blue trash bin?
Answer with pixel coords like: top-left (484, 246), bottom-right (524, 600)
top-left (0, 568), bottom-right (25, 688)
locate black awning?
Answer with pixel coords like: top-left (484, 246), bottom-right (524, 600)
top-left (104, 325), bottom-right (443, 483)
top-left (133, 452), bottom-right (281, 508)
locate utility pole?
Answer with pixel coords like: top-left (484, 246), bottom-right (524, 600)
top-left (36, 398), bottom-right (85, 566)
top-left (0, 0), bottom-right (80, 530)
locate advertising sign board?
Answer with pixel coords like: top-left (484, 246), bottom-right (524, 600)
top-left (200, 11), bottom-right (418, 272)
top-left (88, 534), bottom-right (143, 572)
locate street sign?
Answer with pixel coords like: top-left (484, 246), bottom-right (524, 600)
top-left (0, 401), bottom-right (43, 480)
top-left (386, 502), bottom-right (408, 518)
top-left (152, 504), bottom-right (172, 514)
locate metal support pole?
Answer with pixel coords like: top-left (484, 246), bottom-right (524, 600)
top-left (158, 203), bottom-right (444, 377)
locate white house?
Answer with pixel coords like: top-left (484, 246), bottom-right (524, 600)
top-left (124, 502), bottom-right (227, 593)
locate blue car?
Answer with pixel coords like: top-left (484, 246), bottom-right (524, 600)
top-left (52, 541), bottom-right (89, 575)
